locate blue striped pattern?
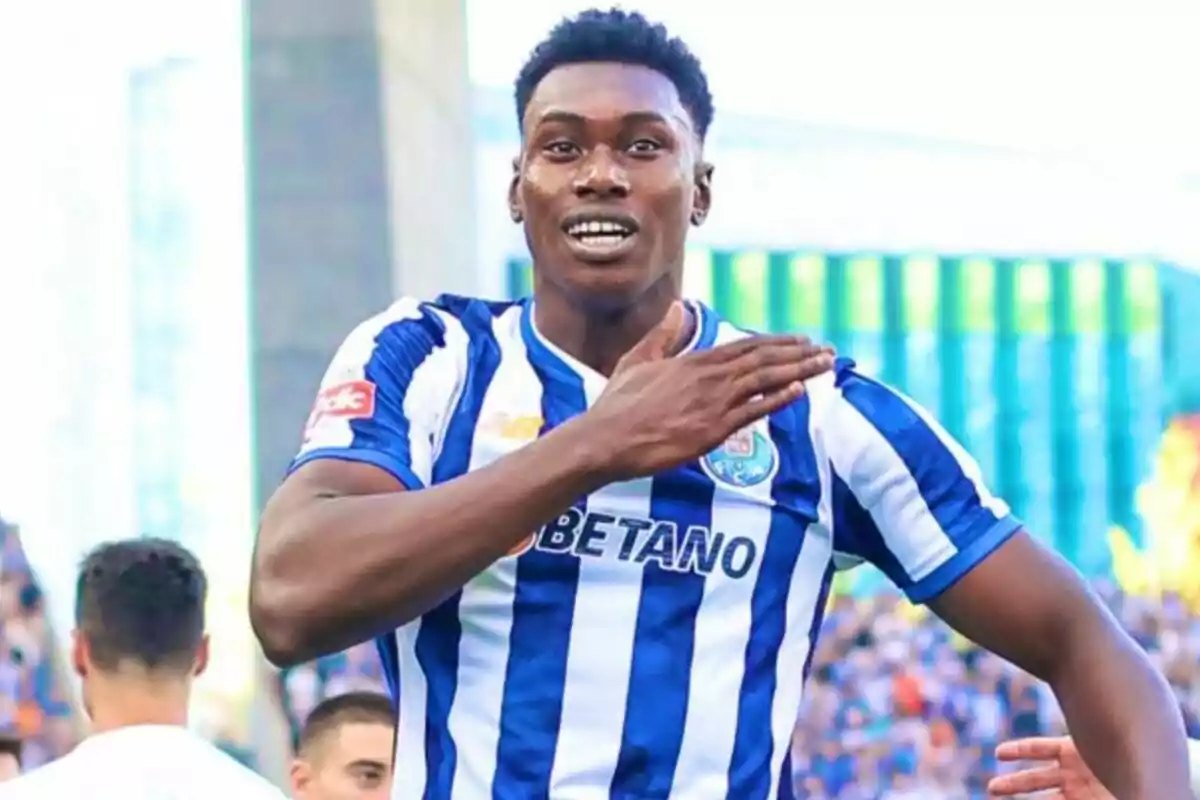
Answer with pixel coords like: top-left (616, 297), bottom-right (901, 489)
top-left (727, 400), bottom-right (821, 798)
top-left (415, 300), bottom-right (505, 800)
top-left (609, 469), bottom-right (715, 797)
top-left (286, 295), bottom-right (1021, 800)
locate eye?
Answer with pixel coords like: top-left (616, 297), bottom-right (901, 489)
top-left (543, 140), bottom-right (579, 158)
top-left (628, 138), bottom-right (663, 156)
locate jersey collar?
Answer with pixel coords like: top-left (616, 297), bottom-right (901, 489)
top-left (520, 298), bottom-right (719, 391)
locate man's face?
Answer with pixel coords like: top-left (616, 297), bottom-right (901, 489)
top-left (292, 722), bottom-right (392, 800)
top-left (510, 61), bottom-right (712, 311)
top-left (0, 752), bottom-right (19, 782)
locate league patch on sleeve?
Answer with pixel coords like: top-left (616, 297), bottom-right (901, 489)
top-left (303, 380), bottom-right (377, 439)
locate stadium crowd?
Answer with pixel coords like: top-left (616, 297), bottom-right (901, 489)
top-left (274, 584), bottom-right (1200, 799)
top-left (0, 519), bottom-right (76, 771)
top-left (3, 511), bottom-right (1199, 797)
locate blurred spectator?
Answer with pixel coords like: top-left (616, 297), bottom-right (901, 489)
top-left (290, 691), bottom-right (393, 800)
top-left (0, 518), bottom-right (75, 769)
top-left (276, 642), bottom-right (386, 753)
top-left (0, 735), bottom-right (21, 782)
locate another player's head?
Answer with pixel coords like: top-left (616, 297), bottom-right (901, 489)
top-left (290, 691), bottom-right (394, 800)
top-left (510, 8), bottom-right (714, 312)
top-left (72, 538), bottom-right (209, 729)
top-left (0, 736), bottom-right (21, 782)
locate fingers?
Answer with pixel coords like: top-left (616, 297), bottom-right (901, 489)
top-left (996, 737), bottom-right (1069, 762)
top-left (619, 301), bottom-right (686, 366)
top-left (726, 381), bottom-right (806, 431)
top-left (729, 348), bottom-right (835, 400)
top-left (987, 765), bottom-right (1064, 795)
top-left (702, 333), bottom-right (816, 364)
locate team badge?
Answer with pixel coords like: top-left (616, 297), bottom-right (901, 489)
top-left (700, 427), bottom-right (778, 489)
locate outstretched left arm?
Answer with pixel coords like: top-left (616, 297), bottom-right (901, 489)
top-left (929, 532), bottom-right (1188, 799)
top-left (819, 360), bottom-right (1190, 800)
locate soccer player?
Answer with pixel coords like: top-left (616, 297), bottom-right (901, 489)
top-left (989, 735), bottom-right (1200, 799)
top-left (4, 538), bottom-right (286, 799)
top-left (291, 691), bottom-right (394, 800)
top-left (250, 8), bottom-right (1191, 798)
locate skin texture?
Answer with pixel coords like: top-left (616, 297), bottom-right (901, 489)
top-left (250, 61), bottom-right (1190, 798)
top-left (291, 722), bottom-right (393, 800)
top-left (508, 62), bottom-right (711, 375)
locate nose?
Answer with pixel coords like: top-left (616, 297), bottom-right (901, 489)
top-left (572, 147), bottom-right (630, 199)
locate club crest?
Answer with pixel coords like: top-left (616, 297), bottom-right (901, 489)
top-left (700, 427), bottom-right (778, 488)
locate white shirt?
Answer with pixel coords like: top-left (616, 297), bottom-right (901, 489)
top-left (1189, 737), bottom-right (1200, 799)
top-left (293, 295), bottom-right (1019, 799)
top-left (1, 725), bottom-right (286, 799)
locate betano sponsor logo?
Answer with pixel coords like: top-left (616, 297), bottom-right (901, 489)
top-left (506, 507), bottom-right (758, 580)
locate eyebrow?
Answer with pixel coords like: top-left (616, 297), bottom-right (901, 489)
top-left (347, 758), bottom-right (389, 771)
top-left (533, 110), bottom-right (674, 128)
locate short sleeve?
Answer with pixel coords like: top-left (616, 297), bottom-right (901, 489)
top-left (818, 359), bottom-right (1022, 604)
top-left (290, 298), bottom-right (458, 490)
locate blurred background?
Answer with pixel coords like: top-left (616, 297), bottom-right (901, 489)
top-left (1, 0), bottom-right (1199, 797)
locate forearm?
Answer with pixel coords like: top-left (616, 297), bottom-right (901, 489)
top-left (252, 417), bottom-right (610, 664)
top-left (1048, 623), bottom-right (1190, 799)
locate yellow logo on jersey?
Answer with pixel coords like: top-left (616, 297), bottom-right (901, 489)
top-left (482, 413), bottom-right (544, 441)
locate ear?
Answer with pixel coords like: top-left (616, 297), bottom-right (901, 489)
top-left (193, 634), bottom-right (210, 677)
top-left (290, 758), bottom-right (313, 798)
top-left (71, 630), bottom-right (87, 678)
top-left (691, 161), bottom-right (714, 226)
top-left (507, 154), bottom-right (524, 223)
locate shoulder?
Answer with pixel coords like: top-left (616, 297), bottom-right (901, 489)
top-left (341, 294), bottom-right (520, 354)
top-left (333, 294), bottom-right (521, 390)
top-left (187, 737), bottom-right (287, 797)
top-left (2, 755), bottom-right (78, 796)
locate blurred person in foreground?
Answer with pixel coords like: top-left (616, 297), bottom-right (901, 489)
top-left (0, 735), bottom-right (20, 781)
top-left (3, 538), bottom-right (285, 799)
top-left (250, 8), bottom-right (1189, 798)
top-left (291, 691), bottom-right (393, 800)
top-left (989, 735), bottom-right (1200, 799)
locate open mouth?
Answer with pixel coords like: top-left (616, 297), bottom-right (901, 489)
top-left (563, 216), bottom-right (638, 249)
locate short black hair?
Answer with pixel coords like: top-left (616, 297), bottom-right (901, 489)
top-left (297, 692), bottom-right (394, 757)
top-left (75, 538), bottom-right (207, 672)
top-left (514, 8), bottom-right (714, 139)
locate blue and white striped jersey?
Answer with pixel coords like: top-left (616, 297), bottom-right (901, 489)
top-left (291, 294), bottom-right (1020, 800)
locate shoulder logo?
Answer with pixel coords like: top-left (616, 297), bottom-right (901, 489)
top-left (700, 427), bottom-right (778, 489)
top-left (304, 380), bottom-right (376, 439)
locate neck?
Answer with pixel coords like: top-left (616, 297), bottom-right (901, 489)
top-left (533, 274), bottom-right (689, 376)
top-left (86, 670), bottom-right (192, 734)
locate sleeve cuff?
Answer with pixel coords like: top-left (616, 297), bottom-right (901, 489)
top-left (288, 447), bottom-right (426, 490)
top-left (904, 515), bottom-right (1023, 604)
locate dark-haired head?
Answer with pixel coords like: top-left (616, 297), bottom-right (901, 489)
top-left (514, 8), bottom-right (713, 140)
top-left (509, 8), bottom-right (715, 318)
top-left (292, 692), bottom-right (394, 798)
top-left (73, 538), bottom-right (208, 679)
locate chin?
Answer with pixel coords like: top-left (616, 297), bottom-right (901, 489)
top-left (564, 268), bottom-right (657, 313)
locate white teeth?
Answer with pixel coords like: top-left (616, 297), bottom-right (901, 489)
top-left (567, 220), bottom-right (631, 237)
top-left (576, 234), bottom-right (626, 247)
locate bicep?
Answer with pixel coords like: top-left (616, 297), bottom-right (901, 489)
top-left (823, 363), bottom-right (1019, 601)
top-left (927, 530), bottom-right (1126, 682)
top-left (263, 459), bottom-right (407, 531)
